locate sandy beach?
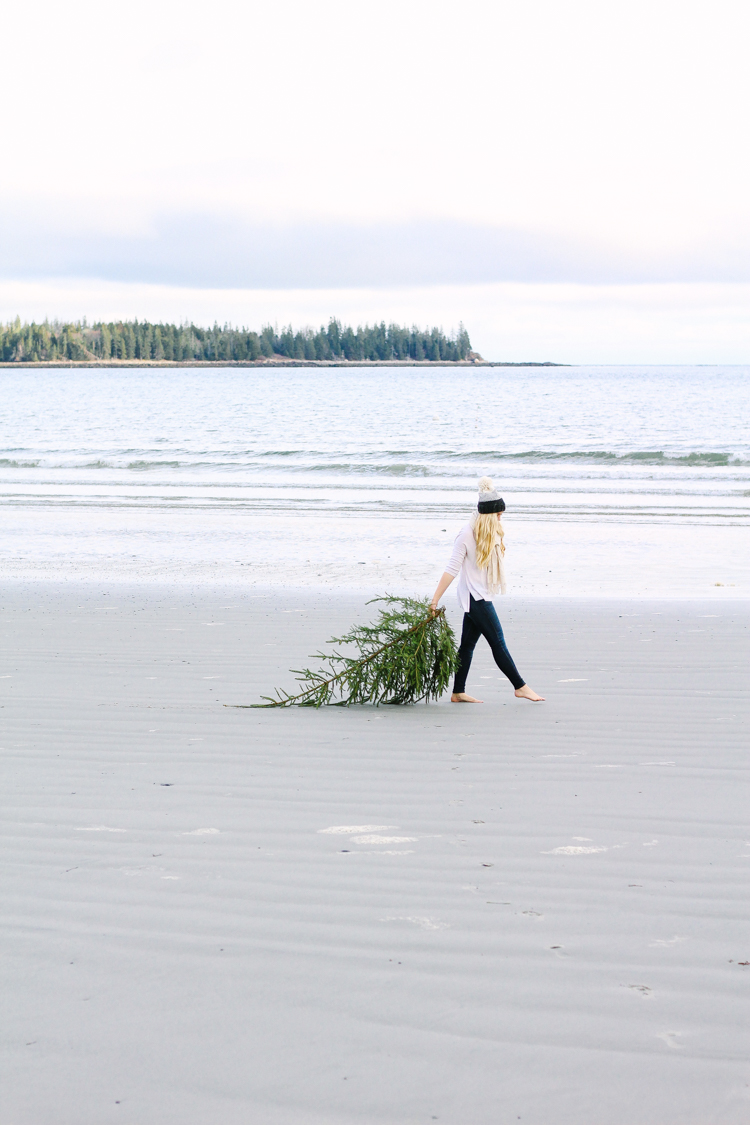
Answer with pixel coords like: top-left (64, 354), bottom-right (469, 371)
top-left (2, 581), bottom-right (749, 1124)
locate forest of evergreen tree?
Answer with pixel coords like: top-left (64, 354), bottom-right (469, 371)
top-left (0, 318), bottom-right (474, 364)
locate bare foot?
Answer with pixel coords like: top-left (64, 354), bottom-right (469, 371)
top-left (514, 684), bottom-right (545, 701)
top-left (451, 692), bottom-right (483, 703)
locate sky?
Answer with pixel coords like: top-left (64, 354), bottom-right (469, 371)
top-left (2, 0), bottom-right (749, 361)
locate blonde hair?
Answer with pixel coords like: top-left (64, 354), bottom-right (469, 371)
top-left (474, 511), bottom-right (505, 567)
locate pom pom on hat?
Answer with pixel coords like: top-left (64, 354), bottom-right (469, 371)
top-left (478, 476), bottom-right (494, 493)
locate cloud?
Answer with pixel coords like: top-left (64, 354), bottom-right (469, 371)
top-left (2, 209), bottom-right (749, 289)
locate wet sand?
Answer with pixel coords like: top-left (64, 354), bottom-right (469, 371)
top-left (2, 583), bottom-right (749, 1124)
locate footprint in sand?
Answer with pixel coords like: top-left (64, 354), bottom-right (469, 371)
top-left (656, 1031), bottom-right (683, 1049)
top-left (623, 984), bottom-right (653, 997)
top-left (319, 824), bottom-right (418, 854)
top-left (76, 826), bottom-right (126, 833)
top-left (382, 916), bottom-right (448, 931)
top-left (350, 834), bottom-right (417, 844)
top-left (318, 825), bottom-right (396, 835)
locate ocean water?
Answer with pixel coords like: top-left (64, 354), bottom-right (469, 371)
top-left (1, 365), bottom-right (748, 596)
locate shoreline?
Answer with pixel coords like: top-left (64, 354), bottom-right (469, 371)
top-left (0, 358), bottom-right (562, 369)
top-left (3, 573), bottom-right (749, 600)
top-left (3, 508), bottom-right (747, 598)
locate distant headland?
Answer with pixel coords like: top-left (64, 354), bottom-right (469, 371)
top-left (0, 317), bottom-right (560, 367)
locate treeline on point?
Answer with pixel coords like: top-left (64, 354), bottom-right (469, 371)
top-left (0, 317), bottom-right (473, 363)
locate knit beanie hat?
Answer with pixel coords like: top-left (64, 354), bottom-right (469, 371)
top-left (477, 476), bottom-right (506, 514)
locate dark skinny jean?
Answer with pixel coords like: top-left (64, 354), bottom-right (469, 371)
top-left (452, 595), bottom-right (526, 693)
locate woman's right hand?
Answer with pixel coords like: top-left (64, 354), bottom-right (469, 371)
top-left (430, 573), bottom-right (455, 615)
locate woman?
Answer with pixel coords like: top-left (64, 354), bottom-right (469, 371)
top-left (430, 478), bottom-right (544, 703)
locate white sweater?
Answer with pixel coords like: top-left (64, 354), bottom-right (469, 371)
top-left (444, 522), bottom-right (506, 612)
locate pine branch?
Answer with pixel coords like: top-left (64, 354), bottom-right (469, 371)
top-left (227, 596), bottom-right (458, 708)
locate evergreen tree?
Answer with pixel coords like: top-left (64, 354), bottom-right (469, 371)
top-left (240, 598), bottom-right (458, 708)
top-left (0, 318), bottom-right (474, 364)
